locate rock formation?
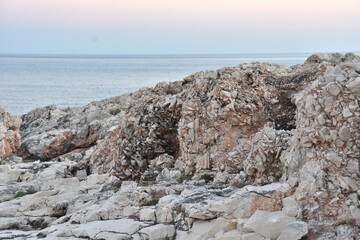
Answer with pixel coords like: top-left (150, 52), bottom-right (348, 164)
top-left (0, 107), bottom-right (21, 161)
top-left (0, 53), bottom-right (359, 239)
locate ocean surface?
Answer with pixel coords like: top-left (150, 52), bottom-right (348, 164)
top-left (0, 53), bottom-right (314, 115)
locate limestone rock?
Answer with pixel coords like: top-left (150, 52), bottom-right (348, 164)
top-left (140, 208), bottom-right (156, 222)
top-left (50, 201), bottom-right (69, 218)
top-left (243, 210), bottom-right (296, 239)
top-left (241, 233), bottom-right (265, 240)
top-left (71, 219), bottom-right (143, 238)
top-left (19, 95), bottom-right (129, 160)
top-left (139, 224), bottom-right (175, 240)
top-left (277, 221), bottom-right (308, 240)
top-left (215, 229), bottom-right (244, 240)
top-left (346, 77), bottom-right (360, 93)
top-left (0, 109), bottom-right (22, 161)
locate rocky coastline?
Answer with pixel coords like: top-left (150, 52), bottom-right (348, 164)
top-left (0, 53), bottom-right (359, 239)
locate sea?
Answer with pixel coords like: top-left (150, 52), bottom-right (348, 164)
top-left (0, 53), bottom-right (321, 116)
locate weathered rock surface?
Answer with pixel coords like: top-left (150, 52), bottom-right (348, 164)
top-left (0, 108), bottom-right (21, 162)
top-left (243, 210), bottom-right (296, 239)
top-left (0, 53), bottom-right (359, 239)
top-left (19, 95), bottom-right (130, 160)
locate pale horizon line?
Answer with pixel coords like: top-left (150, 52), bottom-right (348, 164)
top-left (1, 50), bottom-right (359, 56)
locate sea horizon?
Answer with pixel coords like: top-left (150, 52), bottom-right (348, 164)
top-left (1, 51), bottom-right (360, 58)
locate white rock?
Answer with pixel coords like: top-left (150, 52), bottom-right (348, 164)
top-left (123, 206), bottom-right (139, 217)
top-left (95, 232), bottom-right (130, 240)
top-left (75, 169), bottom-right (87, 181)
top-left (277, 221), bottom-right (308, 240)
top-left (215, 229), bottom-right (244, 240)
top-left (317, 114), bottom-right (326, 125)
top-left (343, 177), bottom-right (357, 191)
top-left (203, 218), bottom-right (237, 239)
top-left (243, 210), bottom-right (295, 239)
top-left (350, 206), bottom-right (360, 223)
top-left (0, 165), bottom-right (11, 172)
top-left (139, 224), bottom-right (175, 240)
top-left (139, 208), bottom-right (156, 222)
top-left (12, 157), bottom-right (23, 163)
top-left (0, 172), bottom-right (15, 183)
top-left (242, 232), bottom-right (265, 240)
top-left (86, 174), bottom-right (108, 185)
top-left (156, 169), bottom-right (182, 183)
top-left (346, 77), bottom-right (360, 93)
top-left (325, 152), bottom-right (343, 168)
top-left (282, 196), bottom-right (299, 217)
top-left (71, 219), bottom-right (143, 238)
top-left (37, 163), bottom-right (68, 180)
top-left (346, 159), bottom-right (359, 174)
top-left (155, 207), bottom-right (173, 223)
top-left (120, 181), bottom-right (138, 191)
top-left (179, 219), bottom-right (215, 240)
top-left (326, 83), bottom-right (342, 96)
top-left (243, 183), bottom-right (290, 194)
top-left (237, 218), bottom-right (248, 231)
top-left (342, 108), bottom-right (353, 118)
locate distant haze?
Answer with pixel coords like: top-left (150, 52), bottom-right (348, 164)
top-left (0, 0), bottom-right (359, 54)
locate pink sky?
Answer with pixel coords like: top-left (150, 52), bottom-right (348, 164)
top-left (0, 0), bottom-right (359, 53)
top-left (1, 0), bottom-right (359, 29)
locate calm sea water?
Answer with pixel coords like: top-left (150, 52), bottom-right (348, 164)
top-left (0, 53), bottom-right (312, 116)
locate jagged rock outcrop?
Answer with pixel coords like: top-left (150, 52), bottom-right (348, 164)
top-left (0, 107), bottom-right (21, 161)
top-left (19, 95), bottom-right (130, 160)
top-left (89, 58), bottom-right (322, 181)
top-left (281, 53), bottom-right (360, 227)
top-left (1, 53), bottom-right (359, 239)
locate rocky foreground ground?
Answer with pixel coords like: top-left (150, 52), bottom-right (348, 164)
top-left (0, 53), bottom-right (360, 240)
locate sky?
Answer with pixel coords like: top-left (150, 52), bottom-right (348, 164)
top-left (0, 0), bottom-right (359, 54)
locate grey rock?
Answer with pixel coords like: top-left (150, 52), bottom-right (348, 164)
top-left (346, 77), bottom-right (360, 93)
top-left (139, 224), bottom-right (175, 240)
top-left (277, 221), bottom-right (308, 240)
top-left (338, 126), bottom-right (351, 141)
top-left (75, 169), bottom-right (87, 181)
top-left (326, 83), bottom-right (342, 96)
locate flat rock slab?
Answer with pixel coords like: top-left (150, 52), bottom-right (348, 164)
top-left (243, 210), bottom-right (296, 239)
top-left (71, 219), bottom-right (144, 239)
top-left (139, 224), bottom-right (175, 240)
top-left (277, 221), bottom-right (308, 240)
